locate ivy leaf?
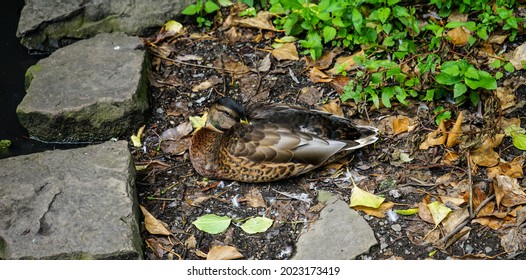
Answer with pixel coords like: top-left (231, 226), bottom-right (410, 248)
top-left (240, 217), bottom-right (274, 234)
top-left (323, 26), bottom-right (337, 43)
top-left (204, 0), bottom-right (220, 13)
top-left (192, 214), bottom-right (231, 234)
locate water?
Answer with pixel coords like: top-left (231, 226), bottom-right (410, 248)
top-left (0, 1), bottom-right (70, 159)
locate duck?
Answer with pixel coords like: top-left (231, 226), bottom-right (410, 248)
top-left (189, 97), bottom-right (378, 182)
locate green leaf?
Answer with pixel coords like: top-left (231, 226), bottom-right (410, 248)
top-left (182, 4), bottom-right (201, 15)
top-left (204, 1), bottom-right (220, 13)
top-left (435, 73), bottom-right (462, 85)
top-left (382, 87), bottom-right (394, 108)
top-left (470, 92), bottom-right (481, 106)
top-left (441, 64), bottom-right (461, 76)
top-left (464, 71), bottom-right (497, 90)
top-left (453, 83), bottom-right (467, 98)
top-left (323, 26), bottom-right (337, 43)
top-left (510, 131), bottom-right (526, 150)
top-left (490, 59), bottom-right (502, 68)
top-left (350, 186), bottom-right (385, 208)
top-left (477, 26), bottom-right (488, 40)
top-left (352, 8), bottom-right (363, 33)
top-left (504, 124), bottom-right (526, 136)
top-left (504, 62), bottom-right (515, 72)
top-left (394, 208), bottom-right (419, 215)
top-left (435, 110), bottom-right (451, 125)
top-left (192, 214), bottom-right (231, 234)
top-left (377, 7), bottom-right (391, 23)
top-left (240, 217), bottom-right (274, 234)
top-left (464, 66), bottom-right (480, 80)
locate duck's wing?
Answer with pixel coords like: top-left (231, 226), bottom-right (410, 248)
top-left (223, 123), bottom-right (349, 166)
top-left (248, 103), bottom-right (375, 141)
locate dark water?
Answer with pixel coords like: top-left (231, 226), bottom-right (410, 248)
top-left (0, 0), bottom-right (68, 159)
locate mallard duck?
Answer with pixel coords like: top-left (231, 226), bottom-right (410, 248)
top-left (189, 97), bottom-right (378, 182)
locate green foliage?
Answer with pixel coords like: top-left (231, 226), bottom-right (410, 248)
top-left (270, 0), bottom-right (419, 60)
top-left (435, 59), bottom-right (496, 105)
top-left (182, 0), bottom-right (233, 27)
top-left (433, 106), bottom-right (451, 125)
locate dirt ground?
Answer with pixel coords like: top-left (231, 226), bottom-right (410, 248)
top-left (131, 9), bottom-right (526, 260)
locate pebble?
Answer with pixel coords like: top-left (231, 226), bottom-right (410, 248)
top-left (388, 189), bottom-right (402, 198)
top-left (485, 246), bottom-right (493, 253)
top-left (391, 224), bottom-right (402, 232)
top-left (465, 244), bottom-right (474, 254)
top-left (363, 215), bottom-right (373, 221)
top-left (156, 107), bottom-right (164, 114)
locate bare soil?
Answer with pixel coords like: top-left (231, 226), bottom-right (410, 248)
top-left (132, 16), bottom-right (526, 260)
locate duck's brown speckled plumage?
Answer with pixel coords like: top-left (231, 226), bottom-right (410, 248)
top-left (190, 97), bottom-right (378, 182)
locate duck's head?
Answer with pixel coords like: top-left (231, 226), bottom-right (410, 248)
top-left (206, 97), bottom-right (248, 133)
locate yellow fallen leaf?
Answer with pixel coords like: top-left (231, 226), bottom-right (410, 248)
top-left (140, 205), bottom-right (172, 235)
top-left (446, 111), bottom-right (463, 147)
top-left (392, 116), bottom-right (411, 135)
top-left (189, 112), bottom-right (207, 131)
top-left (427, 201), bottom-right (452, 226)
top-left (131, 125), bottom-right (145, 148)
top-left (353, 201), bottom-right (394, 218)
top-left (350, 186), bottom-right (385, 208)
top-left (271, 43), bottom-right (299, 61)
top-left (207, 245), bottom-right (244, 260)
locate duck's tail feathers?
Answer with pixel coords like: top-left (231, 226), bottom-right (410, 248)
top-left (347, 125), bottom-right (378, 150)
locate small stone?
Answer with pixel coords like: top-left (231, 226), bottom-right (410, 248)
top-left (465, 244), bottom-right (474, 254)
top-left (485, 246), bottom-right (493, 253)
top-left (388, 189), bottom-right (402, 198)
top-left (156, 107), bottom-right (164, 114)
top-left (391, 224), bottom-right (402, 232)
top-left (363, 215), bottom-right (373, 221)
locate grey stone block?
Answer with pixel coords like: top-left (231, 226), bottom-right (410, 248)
top-left (0, 141), bottom-right (142, 259)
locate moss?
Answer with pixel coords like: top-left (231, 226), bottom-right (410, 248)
top-left (24, 64), bottom-right (43, 90)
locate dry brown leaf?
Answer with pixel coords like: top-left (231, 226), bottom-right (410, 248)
top-left (352, 201), bottom-right (395, 218)
top-left (207, 245), bottom-right (244, 260)
top-left (487, 157), bottom-right (524, 178)
top-left (488, 34), bottom-right (508, 44)
top-left (241, 187), bottom-right (267, 208)
top-left (304, 49), bottom-right (341, 70)
top-left (192, 76), bottom-right (222, 92)
top-left (392, 116), bottom-right (411, 135)
top-left (419, 120), bottom-right (447, 149)
top-left (185, 235), bottom-right (197, 249)
top-left (494, 87), bottom-right (516, 110)
top-left (140, 205), bottom-right (172, 235)
top-left (418, 200), bottom-right (434, 224)
top-left (195, 249), bottom-right (208, 258)
top-left (224, 27), bottom-right (241, 43)
top-left (161, 136), bottom-right (191, 155)
top-left (330, 75), bottom-right (351, 94)
top-left (494, 175), bottom-right (526, 207)
top-left (500, 227), bottom-right (526, 254)
top-left (472, 216), bottom-right (505, 230)
top-left (447, 27), bottom-right (471, 46)
top-left (271, 43), bottom-right (299, 61)
top-left (308, 67), bottom-right (332, 83)
top-left (319, 99), bottom-right (344, 117)
top-left (508, 42), bottom-right (526, 70)
top-left (470, 134), bottom-right (504, 167)
top-left (214, 57), bottom-right (251, 76)
top-left (146, 237), bottom-right (174, 258)
top-left (440, 195), bottom-right (466, 207)
top-left (327, 50), bottom-right (365, 75)
top-left (256, 53), bottom-right (272, 72)
top-left (443, 150), bottom-right (459, 165)
top-left (298, 87), bottom-right (322, 105)
top-left (234, 11), bottom-right (276, 31)
top-left (446, 111), bottom-right (463, 147)
top-left (441, 208), bottom-right (469, 233)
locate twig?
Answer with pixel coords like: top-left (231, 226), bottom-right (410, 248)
top-left (434, 194), bottom-right (495, 249)
top-left (467, 152), bottom-right (473, 216)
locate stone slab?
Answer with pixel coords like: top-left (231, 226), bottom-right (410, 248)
top-left (293, 191), bottom-right (377, 260)
top-left (17, 32), bottom-right (148, 142)
top-left (17, 0), bottom-right (194, 52)
top-left (0, 141), bottom-right (142, 259)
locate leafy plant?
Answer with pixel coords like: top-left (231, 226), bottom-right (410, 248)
top-left (182, 0), bottom-right (234, 27)
top-left (434, 59), bottom-right (497, 106)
